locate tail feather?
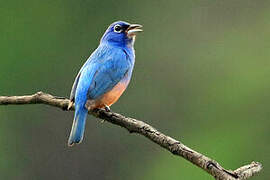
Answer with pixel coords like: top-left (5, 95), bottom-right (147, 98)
top-left (68, 107), bottom-right (88, 146)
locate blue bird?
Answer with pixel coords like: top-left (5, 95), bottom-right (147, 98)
top-left (67, 21), bottom-right (143, 146)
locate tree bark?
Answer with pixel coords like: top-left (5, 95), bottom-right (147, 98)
top-left (0, 92), bottom-right (262, 180)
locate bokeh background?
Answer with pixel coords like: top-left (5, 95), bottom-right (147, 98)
top-left (0, 0), bottom-right (269, 179)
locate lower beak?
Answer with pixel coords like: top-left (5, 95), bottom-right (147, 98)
top-left (127, 24), bottom-right (143, 36)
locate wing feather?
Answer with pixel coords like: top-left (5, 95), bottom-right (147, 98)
top-left (87, 54), bottom-right (130, 99)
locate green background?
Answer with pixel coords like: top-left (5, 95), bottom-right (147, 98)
top-left (0, 0), bottom-right (269, 179)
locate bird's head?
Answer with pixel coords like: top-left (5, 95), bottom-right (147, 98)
top-left (101, 21), bottom-right (143, 47)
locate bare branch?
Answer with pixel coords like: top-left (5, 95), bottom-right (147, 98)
top-left (0, 92), bottom-right (262, 180)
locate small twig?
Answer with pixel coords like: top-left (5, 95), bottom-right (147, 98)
top-left (0, 92), bottom-right (263, 180)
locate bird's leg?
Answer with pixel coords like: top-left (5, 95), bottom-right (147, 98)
top-left (85, 100), bottom-right (96, 111)
top-left (104, 105), bottom-right (111, 112)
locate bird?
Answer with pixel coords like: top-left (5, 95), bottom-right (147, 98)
top-left (67, 21), bottom-right (142, 146)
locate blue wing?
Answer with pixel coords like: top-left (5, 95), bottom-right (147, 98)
top-left (69, 71), bottom-right (81, 102)
top-left (87, 49), bottom-right (131, 99)
top-left (73, 45), bottom-right (132, 105)
top-left (69, 56), bottom-right (92, 103)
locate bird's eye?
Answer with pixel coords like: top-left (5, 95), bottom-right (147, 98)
top-left (114, 24), bottom-right (122, 33)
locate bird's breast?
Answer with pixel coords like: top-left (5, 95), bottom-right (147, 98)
top-left (99, 80), bottom-right (129, 107)
top-left (86, 73), bottom-right (131, 109)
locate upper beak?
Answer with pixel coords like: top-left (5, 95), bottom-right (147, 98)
top-left (126, 24), bottom-right (143, 36)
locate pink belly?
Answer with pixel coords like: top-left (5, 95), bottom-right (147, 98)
top-left (98, 81), bottom-right (128, 107)
top-left (86, 81), bottom-right (128, 109)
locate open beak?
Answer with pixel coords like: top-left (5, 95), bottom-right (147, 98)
top-left (126, 24), bottom-right (143, 36)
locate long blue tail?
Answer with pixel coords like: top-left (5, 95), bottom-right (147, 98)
top-left (68, 106), bottom-right (88, 146)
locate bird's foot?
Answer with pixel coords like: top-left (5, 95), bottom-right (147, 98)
top-left (104, 105), bottom-right (111, 112)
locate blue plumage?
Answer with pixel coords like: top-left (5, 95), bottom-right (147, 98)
top-left (68, 21), bottom-right (142, 146)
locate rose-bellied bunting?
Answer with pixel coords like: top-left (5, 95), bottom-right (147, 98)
top-left (67, 21), bottom-right (142, 146)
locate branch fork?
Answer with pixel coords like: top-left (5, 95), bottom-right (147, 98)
top-left (0, 92), bottom-right (262, 180)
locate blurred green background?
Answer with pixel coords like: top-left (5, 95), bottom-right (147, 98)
top-left (0, 0), bottom-right (269, 179)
